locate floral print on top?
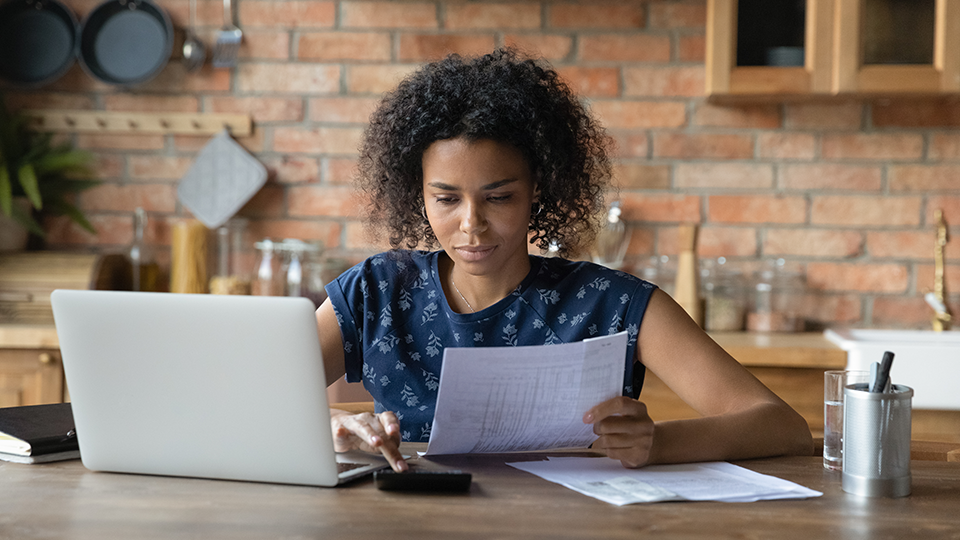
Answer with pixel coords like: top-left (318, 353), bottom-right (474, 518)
top-left (325, 250), bottom-right (657, 442)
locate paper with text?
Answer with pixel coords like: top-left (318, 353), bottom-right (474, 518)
top-left (507, 458), bottom-right (823, 505)
top-left (424, 331), bottom-right (627, 455)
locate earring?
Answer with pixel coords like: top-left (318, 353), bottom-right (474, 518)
top-left (421, 206), bottom-right (428, 221)
top-left (532, 202), bottom-right (543, 216)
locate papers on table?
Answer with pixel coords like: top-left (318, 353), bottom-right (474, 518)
top-left (507, 457), bottom-right (822, 505)
top-left (424, 332), bottom-right (627, 455)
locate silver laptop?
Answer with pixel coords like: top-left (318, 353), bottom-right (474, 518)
top-left (50, 289), bottom-right (387, 487)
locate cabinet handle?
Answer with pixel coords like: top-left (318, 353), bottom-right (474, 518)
top-left (38, 353), bottom-right (54, 365)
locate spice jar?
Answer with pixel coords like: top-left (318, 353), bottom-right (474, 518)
top-left (701, 257), bottom-right (746, 332)
top-left (746, 258), bottom-right (805, 332)
top-left (252, 239), bottom-right (280, 296)
top-left (209, 218), bottom-right (251, 295)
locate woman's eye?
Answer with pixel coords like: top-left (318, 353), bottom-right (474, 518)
top-left (435, 197), bottom-right (458, 205)
top-left (488, 194), bottom-right (512, 202)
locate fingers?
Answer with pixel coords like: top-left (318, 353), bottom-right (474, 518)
top-left (584, 396), bottom-right (655, 469)
top-left (583, 396), bottom-right (646, 424)
top-left (332, 411), bottom-right (408, 472)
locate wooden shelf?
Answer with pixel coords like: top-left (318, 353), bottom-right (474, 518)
top-left (22, 110), bottom-right (252, 137)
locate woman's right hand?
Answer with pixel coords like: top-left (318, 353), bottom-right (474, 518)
top-left (330, 409), bottom-right (408, 472)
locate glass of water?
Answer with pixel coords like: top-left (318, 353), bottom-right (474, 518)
top-left (823, 370), bottom-right (871, 471)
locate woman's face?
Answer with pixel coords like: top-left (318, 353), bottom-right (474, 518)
top-left (422, 137), bottom-right (538, 278)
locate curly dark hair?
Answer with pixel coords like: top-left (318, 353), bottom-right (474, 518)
top-left (356, 48), bottom-right (612, 258)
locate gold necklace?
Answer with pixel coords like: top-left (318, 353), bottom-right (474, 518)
top-left (451, 279), bottom-right (476, 313)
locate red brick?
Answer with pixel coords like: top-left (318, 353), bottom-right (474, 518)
top-left (238, 64), bottom-right (340, 93)
top-left (810, 196), bottom-right (922, 226)
top-left (44, 214), bottom-right (129, 247)
top-left (780, 164), bottom-right (882, 191)
top-left (693, 103), bottom-right (781, 129)
top-left (273, 127), bottom-right (365, 155)
top-left (5, 92), bottom-right (96, 111)
top-left (238, 1), bottom-right (336, 28)
top-left (784, 102), bottom-right (863, 130)
top-left (342, 2), bottom-right (438, 29)
top-left (398, 34), bottom-right (498, 61)
top-left (47, 65), bottom-right (114, 93)
top-left (678, 34), bottom-right (705, 62)
top-left (248, 219), bottom-right (343, 247)
top-left (916, 264), bottom-right (960, 294)
top-left (867, 231), bottom-right (960, 260)
top-left (324, 158), bottom-right (360, 185)
top-left (757, 133), bottom-right (815, 160)
top-left (556, 67), bottom-right (620, 98)
top-left (239, 30), bottom-right (291, 60)
top-left (503, 34), bottom-right (573, 60)
top-left (620, 193), bottom-right (701, 223)
top-left (889, 165), bottom-right (960, 191)
top-left (806, 262), bottom-right (909, 293)
top-left (697, 227), bottom-right (758, 257)
top-left (263, 156), bottom-right (321, 184)
top-left (86, 154), bottom-right (125, 179)
top-left (764, 230), bottom-right (864, 258)
top-left (622, 227), bottom-right (656, 259)
top-left (579, 35), bottom-right (671, 63)
top-left (140, 64), bottom-right (232, 93)
top-left (346, 64), bottom-right (420, 94)
top-left (446, 3), bottom-right (541, 29)
top-left (654, 133), bottom-right (753, 160)
top-left (608, 131), bottom-right (650, 158)
top-left (80, 183), bottom-right (177, 213)
top-left (795, 293), bottom-right (862, 326)
top-left (872, 296), bottom-right (950, 329)
top-left (872, 99), bottom-right (960, 128)
top-left (173, 130), bottom-right (265, 154)
top-left (299, 32), bottom-right (392, 61)
top-left (549, 3), bottom-right (645, 29)
top-left (623, 66), bottom-right (705, 97)
top-left (822, 133), bottom-right (923, 160)
top-left (130, 156), bottom-right (194, 181)
top-left (76, 134), bottom-right (165, 151)
top-left (612, 163), bottom-right (670, 190)
top-left (677, 163), bottom-right (774, 189)
top-left (345, 221), bottom-right (392, 251)
top-left (590, 100), bottom-right (687, 129)
top-left (289, 185), bottom-right (363, 217)
top-left (648, 2), bottom-right (707, 29)
top-left (708, 195), bottom-right (806, 224)
top-left (207, 97), bottom-right (304, 123)
top-left (309, 97), bottom-right (380, 124)
top-left (102, 95), bottom-right (199, 112)
top-left (929, 133), bottom-right (960, 160)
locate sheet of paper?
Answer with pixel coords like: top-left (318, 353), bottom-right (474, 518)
top-left (507, 457), bottom-right (822, 506)
top-left (424, 331), bottom-right (627, 455)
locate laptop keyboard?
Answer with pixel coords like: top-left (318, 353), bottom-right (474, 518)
top-left (337, 461), bottom-right (367, 475)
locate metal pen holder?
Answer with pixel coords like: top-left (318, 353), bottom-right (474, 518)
top-left (841, 383), bottom-right (913, 498)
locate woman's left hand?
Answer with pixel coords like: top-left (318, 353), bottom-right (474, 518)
top-left (583, 396), bottom-right (656, 468)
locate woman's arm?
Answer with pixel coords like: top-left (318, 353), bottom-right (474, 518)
top-left (585, 289), bottom-right (813, 468)
top-left (316, 299), bottom-right (408, 471)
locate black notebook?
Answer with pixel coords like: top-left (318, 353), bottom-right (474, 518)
top-left (0, 403), bottom-right (79, 464)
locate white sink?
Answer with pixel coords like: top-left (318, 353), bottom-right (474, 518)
top-left (824, 328), bottom-right (960, 410)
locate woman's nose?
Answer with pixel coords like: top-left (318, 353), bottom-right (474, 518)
top-left (460, 201), bottom-right (487, 234)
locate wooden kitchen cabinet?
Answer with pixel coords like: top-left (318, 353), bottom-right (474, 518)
top-left (706, 0), bottom-right (960, 97)
top-left (0, 325), bottom-right (65, 407)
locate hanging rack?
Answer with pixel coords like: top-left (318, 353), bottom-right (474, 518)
top-left (22, 109), bottom-right (253, 137)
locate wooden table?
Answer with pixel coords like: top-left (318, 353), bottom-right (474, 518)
top-left (2, 453), bottom-right (959, 539)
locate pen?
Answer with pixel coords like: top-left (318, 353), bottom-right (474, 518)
top-left (870, 351), bottom-right (895, 393)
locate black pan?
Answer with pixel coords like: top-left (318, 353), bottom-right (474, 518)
top-left (78, 0), bottom-right (172, 86)
top-left (0, 0), bottom-right (79, 87)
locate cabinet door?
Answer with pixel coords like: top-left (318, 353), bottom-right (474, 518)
top-left (833, 0), bottom-right (960, 93)
top-left (0, 349), bottom-right (64, 407)
top-left (707, 0), bottom-right (835, 96)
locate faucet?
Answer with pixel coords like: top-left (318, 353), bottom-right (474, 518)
top-left (929, 209), bottom-right (952, 331)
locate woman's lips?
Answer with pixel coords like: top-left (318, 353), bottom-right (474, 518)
top-left (455, 245), bottom-right (495, 262)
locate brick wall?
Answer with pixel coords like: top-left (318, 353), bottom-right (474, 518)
top-left (5, 0), bottom-right (960, 329)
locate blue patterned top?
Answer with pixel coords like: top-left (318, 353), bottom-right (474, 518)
top-left (325, 250), bottom-right (657, 442)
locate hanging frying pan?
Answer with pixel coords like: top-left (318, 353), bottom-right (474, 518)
top-left (78, 0), bottom-right (173, 86)
top-left (0, 0), bottom-right (79, 87)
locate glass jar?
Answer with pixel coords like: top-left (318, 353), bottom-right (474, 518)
top-left (700, 257), bottom-right (746, 331)
top-left (127, 207), bottom-right (162, 292)
top-left (252, 239), bottom-right (281, 296)
top-left (746, 258), bottom-right (805, 332)
top-left (592, 202), bottom-right (631, 269)
top-left (638, 255), bottom-right (676, 298)
top-left (209, 218), bottom-right (251, 295)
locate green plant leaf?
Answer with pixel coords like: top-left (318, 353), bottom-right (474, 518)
top-left (17, 163), bottom-right (42, 210)
top-left (10, 195), bottom-right (44, 236)
top-left (0, 166), bottom-right (11, 216)
top-left (47, 199), bottom-right (97, 234)
top-left (33, 149), bottom-right (93, 176)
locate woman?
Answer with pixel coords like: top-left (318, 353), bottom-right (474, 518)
top-left (316, 49), bottom-right (813, 473)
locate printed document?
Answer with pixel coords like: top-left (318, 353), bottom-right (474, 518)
top-left (507, 457), bottom-right (823, 505)
top-left (424, 331), bottom-right (627, 455)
